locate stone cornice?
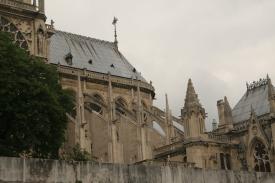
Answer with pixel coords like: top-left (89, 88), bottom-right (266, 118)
top-left (55, 64), bottom-right (155, 96)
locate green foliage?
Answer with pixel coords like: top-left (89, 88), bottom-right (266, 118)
top-left (0, 32), bottom-right (74, 159)
top-left (67, 144), bottom-right (91, 161)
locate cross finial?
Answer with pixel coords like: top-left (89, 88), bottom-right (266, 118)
top-left (50, 19), bottom-right (55, 28)
top-left (112, 17), bottom-right (118, 49)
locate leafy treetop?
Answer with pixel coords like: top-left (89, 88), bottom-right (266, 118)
top-left (0, 32), bottom-right (74, 159)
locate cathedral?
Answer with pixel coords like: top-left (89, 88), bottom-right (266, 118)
top-left (1, 0), bottom-right (275, 173)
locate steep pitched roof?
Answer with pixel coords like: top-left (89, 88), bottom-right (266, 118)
top-left (232, 82), bottom-right (272, 123)
top-left (48, 31), bottom-right (146, 82)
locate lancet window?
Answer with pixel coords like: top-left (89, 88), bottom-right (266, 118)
top-left (115, 98), bottom-right (127, 115)
top-left (90, 94), bottom-right (104, 115)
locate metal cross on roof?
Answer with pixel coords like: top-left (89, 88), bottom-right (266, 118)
top-left (112, 17), bottom-right (118, 48)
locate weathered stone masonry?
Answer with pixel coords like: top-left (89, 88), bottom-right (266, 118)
top-left (0, 157), bottom-right (275, 183)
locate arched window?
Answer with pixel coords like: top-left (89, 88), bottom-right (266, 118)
top-left (115, 97), bottom-right (127, 115)
top-left (89, 94), bottom-right (104, 115)
top-left (253, 141), bottom-right (271, 172)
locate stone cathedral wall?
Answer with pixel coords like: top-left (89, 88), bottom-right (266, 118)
top-left (0, 157), bottom-right (275, 183)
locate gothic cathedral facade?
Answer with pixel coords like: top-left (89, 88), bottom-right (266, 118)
top-left (1, 0), bottom-right (275, 173)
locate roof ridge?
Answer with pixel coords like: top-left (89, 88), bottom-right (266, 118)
top-left (55, 30), bottom-right (115, 47)
top-left (246, 77), bottom-right (269, 92)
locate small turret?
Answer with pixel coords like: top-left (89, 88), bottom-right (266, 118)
top-left (182, 79), bottom-right (206, 139)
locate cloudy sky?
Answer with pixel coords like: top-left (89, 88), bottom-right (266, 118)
top-left (46, 0), bottom-right (275, 130)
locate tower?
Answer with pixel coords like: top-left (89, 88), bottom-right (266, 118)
top-left (0, 0), bottom-right (53, 58)
top-left (182, 79), bottom-right (206, 139)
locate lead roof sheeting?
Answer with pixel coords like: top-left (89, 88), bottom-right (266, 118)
top-left (232, 85), bottom-right (270, 123)
top-left (49, 31), bottom-right (146, 82)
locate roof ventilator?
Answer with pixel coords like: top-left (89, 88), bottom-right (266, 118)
top-left (110, 64), bottom-right (115, 68)
top-left (88, 59), bottom-right (93, 65)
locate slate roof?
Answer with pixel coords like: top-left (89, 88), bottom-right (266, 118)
top-left (48, 31), bottom-right (146, 82)
top-left (232, 84), bottom-right (271, 123)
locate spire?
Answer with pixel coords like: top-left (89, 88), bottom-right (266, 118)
top-left (182, 79), bottom-right (206, 139)
top-left (184, 79), bottom-right (201, 109)
top-left (112, 17), bottom-right (118, 49)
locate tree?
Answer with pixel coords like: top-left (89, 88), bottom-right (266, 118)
top-left (0, 32), bottom-right (74, 159)
top-left (66, 144), bottom-right (91, 161)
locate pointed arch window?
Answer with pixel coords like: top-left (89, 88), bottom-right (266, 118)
top-left (0, 16), bottom-right (29, 50)
top-left (253, 141), bottom-right (271, 172)
top-left (89, 94), bottom-right (104, 115)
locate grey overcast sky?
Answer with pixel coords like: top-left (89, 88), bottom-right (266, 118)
top-left (46, 0), bottom-right (275, 130)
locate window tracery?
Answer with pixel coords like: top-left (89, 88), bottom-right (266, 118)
top-left (0, 16), bottom-right (29, 50)
top-left (115, 98), bottom-right (127, 115)
top-left (253, 141), bottom-right (271, 172)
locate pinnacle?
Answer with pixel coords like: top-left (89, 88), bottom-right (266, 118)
top-left (184, 79), bottom-right (201, 108)
top-left (224, 96), bottom-right (232, 111)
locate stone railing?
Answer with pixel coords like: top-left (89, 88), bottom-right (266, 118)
top-left (0, 0), bottom-right (37, 12)
top-left (137, 159), bottom-right (195, 168)
top-left (208, 133), bottom-right (231, 142)
top-left (57, 65), bottom-right (155, 93)
top-left (46, 24), bottom-right (54, 31)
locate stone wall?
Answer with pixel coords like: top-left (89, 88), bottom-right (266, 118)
top-left (0, 157), bottom-right (274, 183)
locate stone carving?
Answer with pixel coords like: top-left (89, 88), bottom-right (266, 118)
top-left (37, 28), bottom-right (44, 55)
